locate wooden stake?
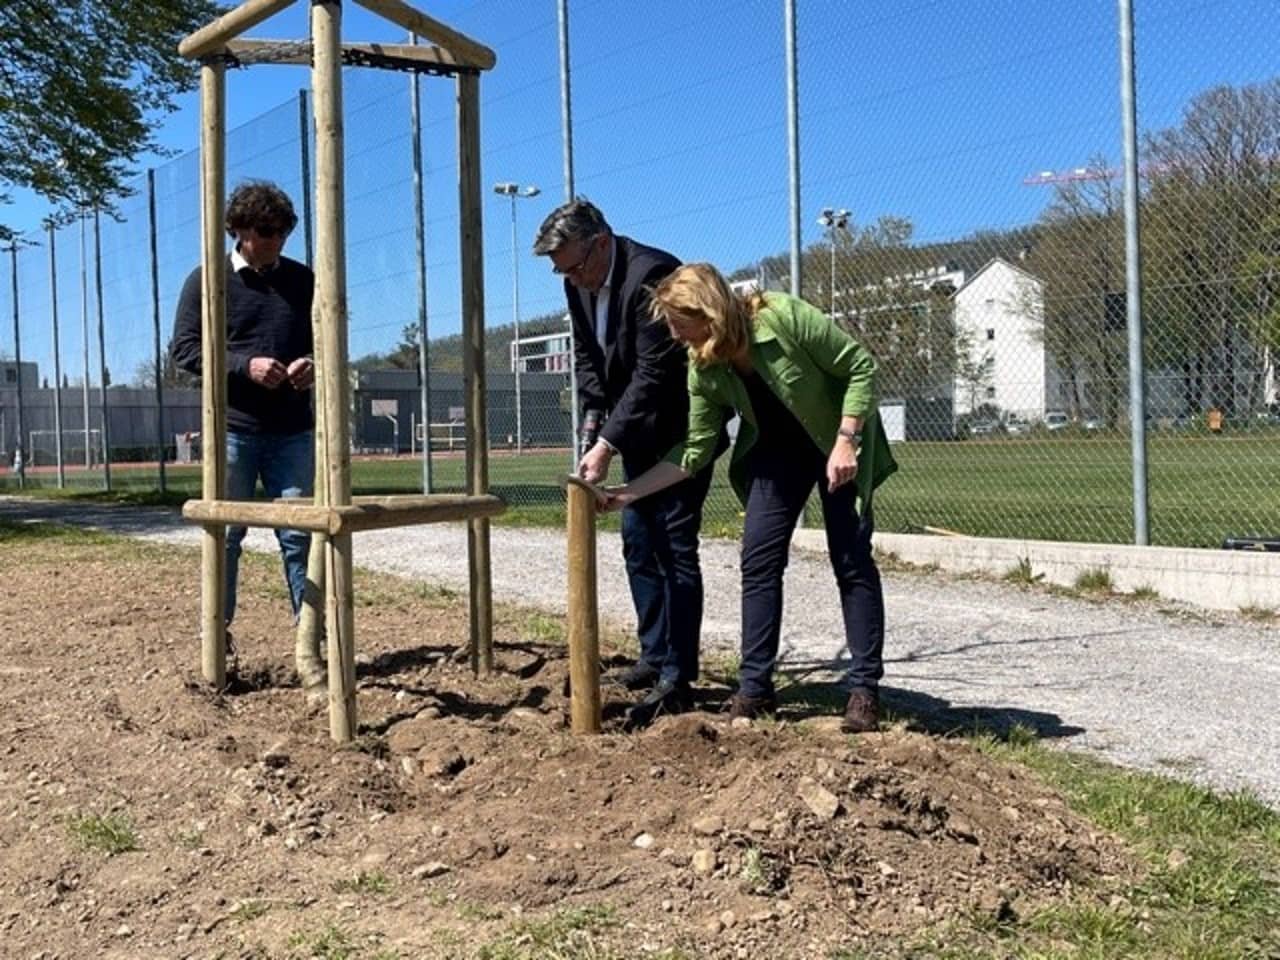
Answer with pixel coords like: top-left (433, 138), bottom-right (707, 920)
top-left (457, 70), bottom-right (494, 675)
top-left (198, 60), bottom-right (228, 688)
top-left (565, 477), bottom-right (602, 734)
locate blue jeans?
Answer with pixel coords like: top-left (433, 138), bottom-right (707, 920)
top-left (225, 430), bottom-right (314, 624)
top-left (738, 441), bottom-right (884, 699)
top-left (620, 459), bottom-right (715, 687)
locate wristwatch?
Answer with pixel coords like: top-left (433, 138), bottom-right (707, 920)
top-left (837, 427), bottom-right (861, 444)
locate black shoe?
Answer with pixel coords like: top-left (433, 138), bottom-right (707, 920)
top-left (603, 661), bottom-right (661, 691)
top-left (624, 679), bottom-right (693, 731)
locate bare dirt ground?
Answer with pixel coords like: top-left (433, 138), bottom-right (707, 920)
top-left (0, 530), bottom-right (1138, 959)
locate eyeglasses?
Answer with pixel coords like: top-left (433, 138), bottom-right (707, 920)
top-left (253, 224), bottom-right (289, 239)
top-left (552, 237), bottom-right (597, 277)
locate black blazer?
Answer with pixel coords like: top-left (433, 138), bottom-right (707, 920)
top-left (568, 234), bottom-right (686, 471)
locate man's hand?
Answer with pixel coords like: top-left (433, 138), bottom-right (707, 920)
top-left (286, 357), bottom-right (315, 390)
top-left (248, 356), bottom-right (289, 388)
top-left (577, 439), bottom-right (614, 485)
top-left (826, 437), bottom-right (859, 491)
top-left (579, 409), bottom-right (603, 457)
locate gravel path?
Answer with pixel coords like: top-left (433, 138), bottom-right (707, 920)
top-left (3, 495), bottom-right (1276, 807)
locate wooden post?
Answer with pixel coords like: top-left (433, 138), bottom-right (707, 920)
top-left (199, 60), bottom-right (228, 688)
top-left (312, 0), bottom-right (356, 742)
top-left (457, 70), bottom-right (494, 675)
top-left (565, 477), bottom-right (602, 734)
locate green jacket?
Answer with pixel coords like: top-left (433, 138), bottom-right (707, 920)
top-left (669, 292), bottom-right (897, 515)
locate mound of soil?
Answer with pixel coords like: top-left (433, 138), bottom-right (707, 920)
top-left (0, 534), bottom-right (1135, 958)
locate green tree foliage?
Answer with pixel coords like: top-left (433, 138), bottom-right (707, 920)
top-left (352, 309), bottom-right (570, 376)
top-left (1142, 79), bottom-right (1280, 416)
top-left (0, 0), bottom-right (223, 234)
top-left (1022, 159), bottom-right (1128, 424)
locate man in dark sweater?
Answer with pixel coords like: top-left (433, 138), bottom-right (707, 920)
top-left (171, 181), bottom-right (315, 642)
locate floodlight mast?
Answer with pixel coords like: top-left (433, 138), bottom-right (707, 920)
top-left (492, 181), bottom-right (541, 453)
top-left (816, 207), bottom-right (851, 316)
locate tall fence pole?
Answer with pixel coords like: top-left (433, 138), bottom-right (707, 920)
top-left (299, 89), bottom-right (314, 268)
top-left (1118, 0), bottom-right (1149, 545)
top-left (8, 243), bottom-right (25, 488)
top-left (558, 0), bottom-right (580, 470)
top-left (784, 0), bottom-right (801, 298)
top-left (93, 208), bottom-right (111, 490)
top-left (79, 213), bottom-right (91, 468)
top-left (148, 169), bottom-right (167, 493)
top-left (558, 0), bottom-right (574, 202)
top-left (47, 221), bottom-right (65, 488)
top-left (410, 31), bottom-right (433, 493)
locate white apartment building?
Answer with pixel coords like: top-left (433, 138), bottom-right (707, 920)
top-left (951, 257), bottom-right (1048, 421)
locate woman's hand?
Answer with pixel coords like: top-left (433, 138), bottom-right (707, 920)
top-left (826, 437), bottom-right (859, 491)
top-left (596, 485), bottom-right (634, 513)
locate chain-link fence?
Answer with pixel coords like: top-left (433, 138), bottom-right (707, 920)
top-left (1, 1), bottom-right (1276, 548)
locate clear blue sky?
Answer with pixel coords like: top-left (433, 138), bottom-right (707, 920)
top-left (2, 0), bottom-right (1273, 386)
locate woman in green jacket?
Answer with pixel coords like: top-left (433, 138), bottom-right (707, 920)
top-left (604, 262), bottom-right (897, 731)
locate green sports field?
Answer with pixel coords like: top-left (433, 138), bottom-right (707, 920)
top-left (6, 433), bottom-right (1278, 548)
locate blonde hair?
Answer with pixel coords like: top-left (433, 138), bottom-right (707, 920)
top-left (649, 263), bottom-right (768, 368)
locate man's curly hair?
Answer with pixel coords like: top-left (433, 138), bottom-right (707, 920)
top-left (224, 180), bottom-right (298, 237)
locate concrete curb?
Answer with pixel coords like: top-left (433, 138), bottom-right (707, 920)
top-left (794, 529), bottom-right (1279, 613)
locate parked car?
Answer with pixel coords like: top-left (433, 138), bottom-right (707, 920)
top-left (1005, 415), bottom-right (1031, 435)
top-left (969, 419), bottom-right (1001, 436)
top-left (1080, 416), bottom-right (1105, 431)
top-left (1044, 411), bottom-right (1070, 431)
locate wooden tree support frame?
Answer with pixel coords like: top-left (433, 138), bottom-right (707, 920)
top-left (179, 0), bottom-right (497, 743)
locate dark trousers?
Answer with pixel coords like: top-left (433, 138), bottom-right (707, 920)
top-left (620, 459), bottom-right (715, 686)
top-left (738, 442), bottom-right (884, 699)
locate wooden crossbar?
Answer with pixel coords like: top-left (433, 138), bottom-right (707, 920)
top-left (220, 38), bottom-right (487, 73)
top-left (352, 0), bottom-right (496, 70)
top-left (179, 0), bottom-right (296, 59)
top-left (182, 494), bottom-right (506, 535)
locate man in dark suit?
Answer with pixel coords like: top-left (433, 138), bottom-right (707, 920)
top-left (534, 199), bottom-right (715, 728)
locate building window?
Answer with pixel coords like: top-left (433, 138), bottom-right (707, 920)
top-left (4, 369), bottom-right (15, 384)
top-left (986, 328), bottom-right (995, 341)
top-left (985, 386), bottom-right (996, 399)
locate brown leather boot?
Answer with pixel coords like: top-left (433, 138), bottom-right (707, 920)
top-left (726, 691), bottom-right (778, 721)
top-left (841, 688), bottom-right (880, 733)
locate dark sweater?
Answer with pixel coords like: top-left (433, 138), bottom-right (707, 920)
top-left (171, 255), bottom-right (315, 435)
